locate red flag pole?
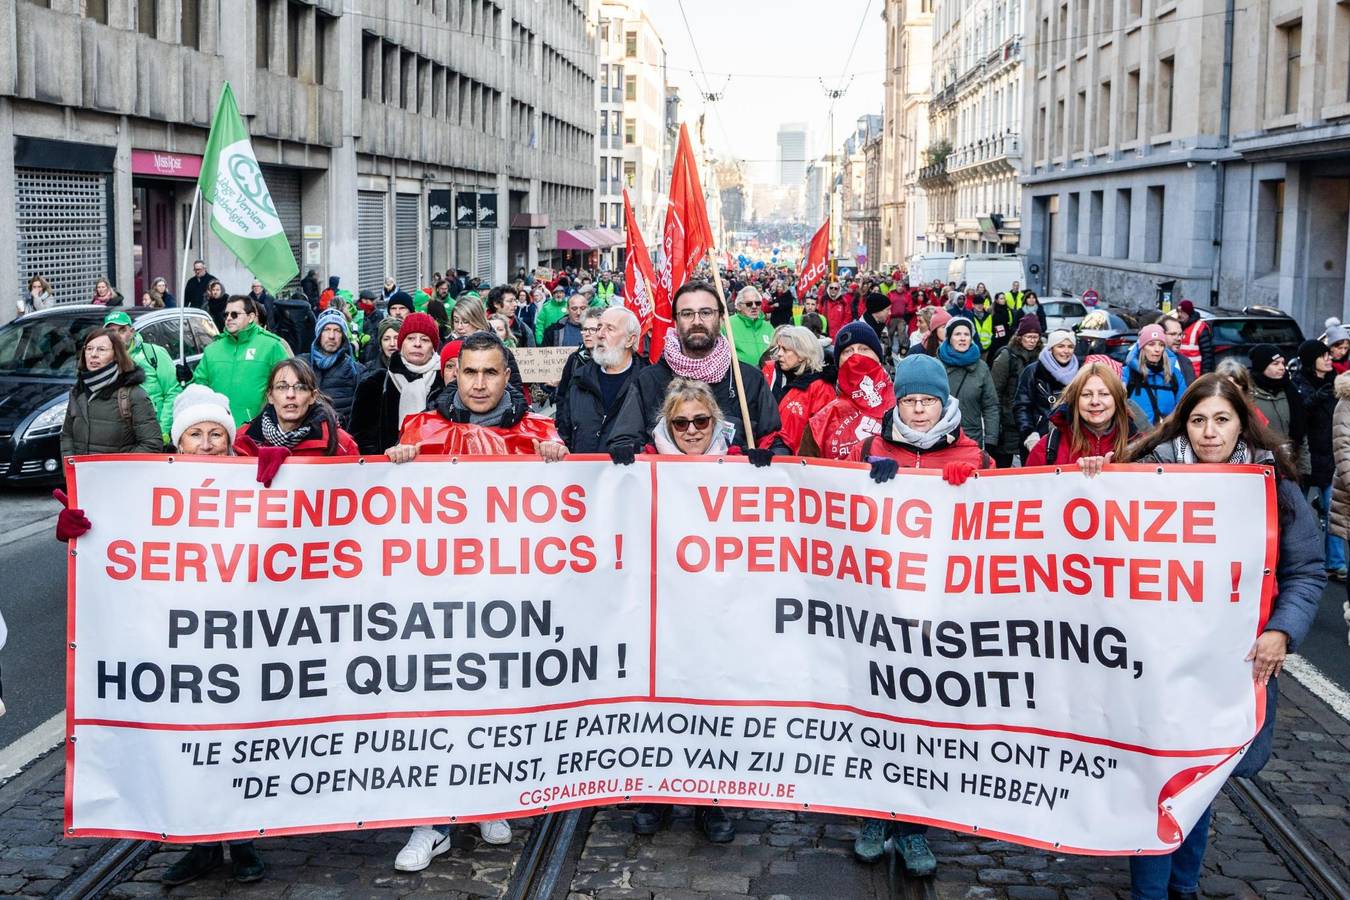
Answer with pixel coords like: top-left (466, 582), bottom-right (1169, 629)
top-left (707, 249), bottom-right (755, 448)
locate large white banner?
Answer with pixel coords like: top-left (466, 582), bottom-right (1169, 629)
top-left (64, 455), bottom-right (1276, 853)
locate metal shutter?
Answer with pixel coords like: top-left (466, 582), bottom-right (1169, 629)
top-left (358, 191), bottom-right (386, 291)
top-left (260, 166), bottom-right (302, 292)
top-left (15, 169), bottom-right (111, 304)
top-left (475, 227), bottom-right (494, 282)
top-left (394, 193), bottom-right (420, 290)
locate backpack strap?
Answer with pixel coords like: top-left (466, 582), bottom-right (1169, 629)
top-left (1045, 427), bottom-right (1061, 465)
top-left (117, 387), bottom-right (133, 426)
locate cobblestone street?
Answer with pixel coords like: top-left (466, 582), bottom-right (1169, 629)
top-left (0, 672), bottom-right (1344, 899)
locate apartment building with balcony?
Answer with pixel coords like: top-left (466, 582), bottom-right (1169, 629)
top-left (880, 0), bottom-right (933, 265)
top-left (841, 115), bottom-right (882, 264)
top-left (918, 0), bottom-right (1022, 255)
top-left (0, 0), bottom-right (597, 318)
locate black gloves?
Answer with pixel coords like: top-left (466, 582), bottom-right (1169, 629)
top-left (745, 448), bottom-right (774, 468)
top-left (609, 443), bottom-right (637, 466)
top-left (869, 458), bottom-right (898, 483)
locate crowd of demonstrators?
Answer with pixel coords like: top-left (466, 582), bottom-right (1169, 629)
top-left (43, 257), bottom-right (1346, 891)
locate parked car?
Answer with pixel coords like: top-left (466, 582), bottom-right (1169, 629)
top-left (1074, 305), bottom-right (1303, 369)
top-left (0, 305), bottom-right (216, 484)
top-left (1042, 299), bottom-right (1088, 332)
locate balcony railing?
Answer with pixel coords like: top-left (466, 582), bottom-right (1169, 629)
top-left (918, 158), bottom-right (949, 183)
top-left (945, 133), bottom-right (1022, 172)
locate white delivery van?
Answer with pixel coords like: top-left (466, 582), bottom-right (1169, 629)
top-left (907, 252), bottom-right (956, 288)
top-left (945, 254), bottom-right (1026, 297)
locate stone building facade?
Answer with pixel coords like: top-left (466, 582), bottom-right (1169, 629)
top-left (880, 0), bottom-right (933, 265)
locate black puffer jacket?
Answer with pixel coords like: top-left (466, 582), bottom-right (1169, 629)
top-left (607, 357), bottom-right (788, 454)
top-left (1013, 360), bottom-right (1071, 443)
top-left (556, 357), bottom-right (646, 452)
top-left (349, 359), bottom-right (446, 454)
top-left (990, 342), bottom-right (1040, 455)
top-left (1294, 369), bottom-right (1336, 487)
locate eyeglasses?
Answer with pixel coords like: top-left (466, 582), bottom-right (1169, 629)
top-left (898, 396), bottom-right (941, 410)
top-left (670, 414), bottom-right (713, 432)
top-left (740, 301), bottom-right (762, 308)
top-left (676, 307), bottom-right (720, 322)
top-left (271, 382), bottom-right (314, 395)
top-left (581, 326), bottom-right (601, 334)
top-left (224, 310), bottom-right (249, 319)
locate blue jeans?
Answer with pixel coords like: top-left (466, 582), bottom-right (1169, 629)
top-left (1128, 805), bottom-right (1211, 900)
top-left (1321, 486), bottom-right (1346, 571)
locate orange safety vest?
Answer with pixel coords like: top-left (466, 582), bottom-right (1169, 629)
top-left (1178, 319), bottom-right (1207, 377)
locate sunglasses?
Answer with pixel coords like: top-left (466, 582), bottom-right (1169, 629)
top-left (224, 310), bottom-right (249, 319)
top-left (741, 301), bottom-right (762, 308)
top-left (670, 415), bottom-right (713, 432)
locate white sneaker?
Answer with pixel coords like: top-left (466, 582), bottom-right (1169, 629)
top-left (394, 826), bottom-right (451, 871)
top-left (477, 819), bottom-right (511, 845)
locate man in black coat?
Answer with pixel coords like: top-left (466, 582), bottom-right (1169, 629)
top-left (607, 281), bottom-right (788, 458)
top-left (556, 307), bottom-right (644, 452)
top-left (183, 259), bottom-right (215, 310)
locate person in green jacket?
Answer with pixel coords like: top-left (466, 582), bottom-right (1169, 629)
top-left (728, 285), bottom-right (776, 367)
top-left (103, 310), bottom-right (182, 444)
top-left (534, 284), bottom-right (569, 345)
top-left (192, 295), bottom-right (291, 426)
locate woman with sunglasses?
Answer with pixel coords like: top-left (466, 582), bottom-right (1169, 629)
top-left (648, 378), bottom-right (738, 455)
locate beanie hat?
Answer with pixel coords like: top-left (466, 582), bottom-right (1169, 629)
top-left (1298, 339), bottom-right (1330, 375)
top-left (1014, 314), bottom-right (1042, 337)
top-left (103, 310), bottom-right (133, 327)
top-left (327, 276), bottom-right (340, 290)
top-left (1046, 329), bottom-right (1075, 350)
top-left (1248, 344), bottom-right (1281, 373)
top-left (1177, 299), bottom-right (1195, 315)
top-left (834, 321), bottom-right (884, 363)
top-left (894, 354), bottom-right (951, 402)
top-left (929, 308), bottom-right (953, 332)
top-left (375, 316), bottom-right (401, 347)
top-left (386, 292), bottom-right (416, 315)
top-left (1083, 354), bottom-right (1124, 379)
top-left (864, 292), bottom-right (890, 315)
top-left (315, 308), bottom-right (348, 340)
top-left (945, 317), bottom-right (975, 341)
top-left (1326, 318), bottom-right (1350, 346)
top-left (397, 312), bottom-right (441, 350)
top-left (170, 384), bottom-right (236, 448)
top-left (439, 340), bottom-right (463, 369)
top-left (1136, 323), bottom-right (1167, 347)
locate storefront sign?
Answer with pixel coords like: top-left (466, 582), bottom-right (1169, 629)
top-left (477, 193), bottom-right (499, 229)
top-left (131, 150), bottom-right (203, 180)
top-left (429, 190), bottom-right (453, 229)
top-left (455, 192), bottom-right (478, 228)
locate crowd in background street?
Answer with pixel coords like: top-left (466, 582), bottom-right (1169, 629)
top-left (24, 256), bottom-right (1344, 900)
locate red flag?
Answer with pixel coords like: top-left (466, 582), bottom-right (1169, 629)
top-left (621, 189), bottom-right (658, 337)
top-left (652, 123), bottom-right (715, 362)
top-left (796, 218), bottom-right (830, 298)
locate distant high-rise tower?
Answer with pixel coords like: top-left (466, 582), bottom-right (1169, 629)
top-left (777, 123), bottom-right (808, 185)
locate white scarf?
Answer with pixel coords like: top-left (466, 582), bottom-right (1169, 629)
top-left (652, 416), bottom-right (736, 455)
top-left (888, 398), bottom-right (964, 450)
top-left (389, 354), bottom-right (440, 429)
top-left (1170, 436), bottom-right (1263, 466)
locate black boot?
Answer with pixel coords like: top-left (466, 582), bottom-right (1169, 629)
top-left (161, 843), bottom-right (223, 886)
top-left (230, 841), bottom-right (265, 883)
top-left (695, 806), bottom-right (735, 843)
top-left (1167, 890), bottom-right (1198, 900)
top-left (631, 804), bottom-right (671, 835)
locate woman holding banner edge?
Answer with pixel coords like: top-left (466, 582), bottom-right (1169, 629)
top-left (1122, 374), bottom-right (1323, 900)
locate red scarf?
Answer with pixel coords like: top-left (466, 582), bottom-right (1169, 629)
top-left (662, 332), bottom-right (733, 383)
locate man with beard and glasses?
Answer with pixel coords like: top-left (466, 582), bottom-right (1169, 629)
top-left (608, 281), bottom-right (788, 463)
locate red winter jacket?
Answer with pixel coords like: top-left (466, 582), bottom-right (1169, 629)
top-left (853, 413), bottom-right (990, 470)
top-left (776, 373), bottom-right (836, 454)
top-left (234, 416), bottom-right (360, 457)
top-left (822, 294), bottom-right (856, 337)
top-left (1024, 407), bottom-right (1132, 466)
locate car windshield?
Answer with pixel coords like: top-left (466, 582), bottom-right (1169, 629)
top-left (0, 315), bottom-right (105, 376)
top-left (1210, 318), bottom-right (1303, 346)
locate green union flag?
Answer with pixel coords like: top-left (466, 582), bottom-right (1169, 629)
top-left (198, 83), bottom-right (298, 294)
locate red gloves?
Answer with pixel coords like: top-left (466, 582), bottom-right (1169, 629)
top-left (255, 446), bottom-right (291, 487)
top-left (943, 462), bottom-right (977, 485)
top-left (53, 488), bottom-right (91, 542)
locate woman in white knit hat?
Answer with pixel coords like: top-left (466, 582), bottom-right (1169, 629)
top-left (170, 384), bottom-right (237, 456)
